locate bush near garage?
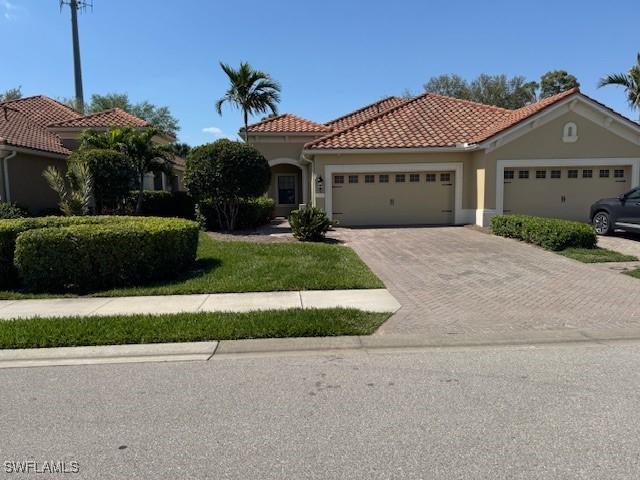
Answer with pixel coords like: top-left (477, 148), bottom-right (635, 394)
top-left (123, 191), bottom-right (196, 219)
top-left (1, 216), bottom-right (198, 292)
top-left (0, 202), bottom-right (27, 220)
top-left (196, 197), bottom-right (274, 231)
top-left (289, 207), bottom-right (333, 242)
top-left (490, 214), bottom-right (597, 251)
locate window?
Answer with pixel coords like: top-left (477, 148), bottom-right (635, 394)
top-left (518, 170), bottom-right (529, 179)
top-left (504, 170), bottom-right (514, 180)
top-left (562, 122), bottom-right (578, 143)
top-left (440, 173), bottom-right (451, 182)
top-left (409, 173), bottom-right (420, 183)
top-left (395, 174), bottom-right (405, 183)
top-left (535, 170), bottom-right (546, 179)
top-left (614, 169), bottom-right (625, 178)
top-left (600, 169), bottom-right (610, 178)
top-left (426, 173), bottom-right (436, 182)
top-left (582, 169), bottom-right (592, 178)
top-left (334, 175), bottom-right (344, 185)
top-left (364, 174), bottom-right (375, 183)
top-left (277, 175), bottom-right (296, 205)
top-left (348, 175), bottom-right (359, 184)
top-left (550, 170), bottom-right (561, 179)
top-left (626, 188), bottom-right (640, 200)
top-left (568, 169), bottom-right (578, 178)
top-left (379, 174), bottom-right (389, 183)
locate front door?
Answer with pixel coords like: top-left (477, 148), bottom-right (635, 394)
top-left (277, 174), bottom-right (297, 208)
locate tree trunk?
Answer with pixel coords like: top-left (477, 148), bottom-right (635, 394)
top-left (243, 110), bottom-right (249, 143)
top-left (136, 172), bottom-right (145, 214)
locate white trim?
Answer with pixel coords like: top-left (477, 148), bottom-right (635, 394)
top-left (1, 151), bottom-right (15, 203)
top-left (304, 146), bottom-right (477, 155)
top-left (495, 158), bottom-right (640, 217)
top-left (315, 193), bottom-right (325, 198)
top-left (268, 157), bottom-right (305, 168)
top-left (323, 162), bottom-right (465, 224)
top-left (475, 209), bottom-right (498, 227)
top-left (562, 122), bottom-right (578, 143)
top-left (0, 145), bottom-right (68, 160)
top-left (275, 173), bottom-right (298, 207)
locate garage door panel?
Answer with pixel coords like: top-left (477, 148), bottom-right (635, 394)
top-left (332, 171), bottom-right (454, 226)
top-left (504, 166), bottom-right (630, 222)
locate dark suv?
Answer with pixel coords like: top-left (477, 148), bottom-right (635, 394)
top-left (590, 187), bottom-right (640, 235)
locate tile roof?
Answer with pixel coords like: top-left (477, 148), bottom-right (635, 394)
top-left (244, 114), bottom-right (332, 133)
top-left (306, 89), bottom-right (583, 150)
top-left (1, 95), bottom-right (81, 127)
top-left (324, 96), bottom-right (408, 131)
top-left (0, 106), bottom-right (71, 156)
top-left (48, 107), bottom-right (150, 128)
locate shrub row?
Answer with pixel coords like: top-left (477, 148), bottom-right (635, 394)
top-left (124, 191), bottom-right (196, 219)
top-left (1, 216), bottom-right (199, 292)
top-left (490, 214), bottom-right (597, 251)
top-left (196, 197), bottom-right (274, 231)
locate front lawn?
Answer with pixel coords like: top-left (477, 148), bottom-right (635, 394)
top-left (0, 233), bottom-right (383, 299)
top-left (558, 247), bottom-right (638, 263)
top-left (0, 309), bottom-right (390, 349)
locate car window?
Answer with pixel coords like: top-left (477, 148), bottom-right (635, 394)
top-left (625, 189), bottom-right (640, 200)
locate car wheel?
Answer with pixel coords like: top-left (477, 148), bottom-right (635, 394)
top-left (593, 211), bottom-right (612, 235)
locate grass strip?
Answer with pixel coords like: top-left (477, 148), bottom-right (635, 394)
top-left (558, 247), bottom-right (638, 263)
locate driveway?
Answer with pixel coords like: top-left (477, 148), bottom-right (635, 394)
top-left (337, 227), bottom-right (640, 338)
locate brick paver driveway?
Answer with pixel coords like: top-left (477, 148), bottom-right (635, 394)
top-left (337, 227), bottom-right (640, 337)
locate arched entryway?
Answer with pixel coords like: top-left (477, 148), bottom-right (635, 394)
top-left (268, 158), bottom-right (309, 217)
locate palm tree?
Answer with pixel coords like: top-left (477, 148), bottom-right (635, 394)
top-left (81, 127), bottom-right (174, 214)
top-left (43, 161), bottom-right (93, 216)
top-left (598, 53), bottom-right (640, 119)
top-left (215, 62), bottom-right (281, 141)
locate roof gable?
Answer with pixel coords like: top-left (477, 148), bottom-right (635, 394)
top-left (325, 96), bottom-right (407, 131)
top-left (1, 95), bottom-right (81, 127)
top-left (0, 107), bottom-right (70, 156)
top-left (244, 114), bottom-right (332, 133)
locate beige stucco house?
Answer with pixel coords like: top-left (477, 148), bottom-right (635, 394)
top-left (245, 88), bottom-right (640, 227)
top-left (0, 95), bottom-right (182, 213)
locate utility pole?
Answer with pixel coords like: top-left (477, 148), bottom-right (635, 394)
top-left (59, 0), bottom-right (92, 112)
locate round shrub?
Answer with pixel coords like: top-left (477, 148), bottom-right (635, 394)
top-left (196, 197), bottom-right (274, 231)
top-left (7, 216), bottom-right (198, 292)
top-left (289, 207), bottom-right (333, 242)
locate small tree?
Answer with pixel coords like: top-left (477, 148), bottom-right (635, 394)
top-left (70, 148), bottom-right (136, 213)
top-left (43, 161), bottom-right (93, 216)
top-left (185, 139), bottom-right (270, 231)
top-left (540, 70), bottom-right (580, 98)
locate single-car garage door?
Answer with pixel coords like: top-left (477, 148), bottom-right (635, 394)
top-left (332, 171), bottom-right (455, 226)
top-left (504, 166), bottom-right (630, 221)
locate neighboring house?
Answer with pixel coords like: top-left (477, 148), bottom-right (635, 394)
top-left (0, 95), bottom-right (183, 214)
top-left (244, 89), bottom-right (640, 226)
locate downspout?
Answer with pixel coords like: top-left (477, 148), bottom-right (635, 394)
top-left (300, 152), bottom-right (315, 207)
top-left (0, 150), bottom-right (16, 204)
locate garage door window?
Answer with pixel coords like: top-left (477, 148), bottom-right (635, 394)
top-left (395, 174), bottom-right (405, 183)
top-left (504, 170), bottom-right (514, 180)
top-left (536, 170), bottom-right (546, 179)
top-left (277, 175), bottom-right (297, 206)
top-left (600, 169), bottom-right (610, 178)
top-left (583, 169), bottom-right (592, 178)
top-left (518, 170), bottom-right (529, 179)
top-left (379, 175), bottom-right (389, 183)
top-left (440, 173), bottom-right (451, 182)
top-left (614, 169), bottom-right (625, 178)
top-left (334, 175), bottom-right (344, 185)
top-left (426, 173), bottom-right (436, 182)
top-left (568, 169), bottom-right (578, 178)
top-left (364, 175), bottom-right (375, 183)
top-left (410, 174), bottom-right (420, 183)
top-left (550, 170), bottom-right (561, 179)
top-left (348, 175), bottom-right (359, 184)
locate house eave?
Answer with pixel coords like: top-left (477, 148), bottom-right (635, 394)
top-left (302, 145), bottom-right (479, 155)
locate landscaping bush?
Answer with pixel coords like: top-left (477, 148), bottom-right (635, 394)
top-left (491, 214), bottom-right (597, 251)
top-left (289, 207), bottom-right (333, 242)
top-left (1, 216), bottom-right (198, 292)
top-left (124, 191), bottom-right (196, 219)
top-left (0, 202), bottom-right (27, 219)
top-left (197, 197), bottom-right (274, 231)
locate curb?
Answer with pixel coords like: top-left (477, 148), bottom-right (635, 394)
top-left (0, 341), bottom-right (218, 369)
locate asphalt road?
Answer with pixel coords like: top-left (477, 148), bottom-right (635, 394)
top-left (2, 341), bottom-right (640, 479)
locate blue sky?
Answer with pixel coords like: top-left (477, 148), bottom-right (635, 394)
top-left (1, 0), bottom-right (638, 145)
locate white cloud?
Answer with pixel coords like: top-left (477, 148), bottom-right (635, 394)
top-left (202, 126), bottom-right (224, 136)
top-left (2, 0), bottom-right (20, 20)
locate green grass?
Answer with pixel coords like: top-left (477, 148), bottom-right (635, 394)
top-left (0, 309), bottom-right (390, 349)
top-left (0, 233), bottom-right (383, 300)
top-left (624, 269), bottom-right (640, 280)
top-left (558, 247), bottom-right (638, 263)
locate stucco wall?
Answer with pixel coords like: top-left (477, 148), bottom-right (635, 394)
top-left (7, 153), bottom-right (67, 213)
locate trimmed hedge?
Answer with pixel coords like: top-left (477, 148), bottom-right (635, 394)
top-left (491, 214), bottom-right (597, 251)
top-left (196, 197), bottom-right (274, 231)
top-left (1, 216), bottom-right (198, 292)
top-left (124, 191), bottom-right (196, 219)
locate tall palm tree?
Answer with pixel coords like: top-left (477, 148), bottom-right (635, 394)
top-left (598, 53), bottom-right (640, 119)
top-left (215, 62), bottom-right (281, 141)
top-left (81, 127), bottom-right (174, 214)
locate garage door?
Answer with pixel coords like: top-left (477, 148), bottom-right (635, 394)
top-left (504, 166), bottom-right (630, 221)
top-left (332, 171), bottom-right (455, 226)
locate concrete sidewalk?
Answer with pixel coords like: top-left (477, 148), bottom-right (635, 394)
top-left (0, 289), bottom-right (401, 320)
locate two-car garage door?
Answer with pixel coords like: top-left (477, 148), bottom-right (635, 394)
top-left (332, 171), bottom-right (455, 226)
top-left (504, 165), bottom-right (630, 222)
